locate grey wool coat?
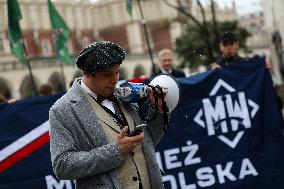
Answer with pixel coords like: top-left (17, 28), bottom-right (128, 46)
top-left (49, 78), bottom-right (166, 189)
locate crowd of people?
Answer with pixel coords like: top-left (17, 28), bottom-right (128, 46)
top-left (0, 83), bottom-right (54, 105)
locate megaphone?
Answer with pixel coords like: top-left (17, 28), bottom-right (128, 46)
top-left (115, 74), bottom-right (180, 112)
top-left (149, 74), bottom-right (180, 112)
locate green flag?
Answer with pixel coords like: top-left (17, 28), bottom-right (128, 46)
top-left (47, 0), bottom-right (73, 65)
top-left (126, 0), bottom-right (132, 16)
top-left (59, 47), bottom-right (73, 65)
top-left (7, 0), bottom-right (26, 64)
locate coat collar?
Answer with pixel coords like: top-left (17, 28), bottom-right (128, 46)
top-left (68, 77), bottom-right (135, 134)
top-left (85, 93), bottom-right (121, 133)
top-left (67, 77), bottom-right (86, 102)
top-left (67, 78), bottom-right (108, 146)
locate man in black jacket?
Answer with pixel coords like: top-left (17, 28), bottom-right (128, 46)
top-left (211, 31), bottom-right (246, 68)
top-left (211, 32), bottom-right (282, 116)
top-left (211, 31), bottom-right (272, 69)
top-left (154, 49), bottom-right (185, 78)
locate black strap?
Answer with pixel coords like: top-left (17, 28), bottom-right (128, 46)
top-left (100, 105), bottom-right (126, 128)
top-left (162, 97), bottom-right (169, 131)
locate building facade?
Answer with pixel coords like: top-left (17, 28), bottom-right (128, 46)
top-left (0, 0), bottom-right (258, 98)
top-left (0, 0), bottom-right (187, 98)
top-left (193, 1), bottom-right (238, 23)
top-left (262, 0), bottom-right (284, 85)
top-left (239, 12), bottom-right (270, 57)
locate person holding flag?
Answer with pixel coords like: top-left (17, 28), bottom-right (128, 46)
top-left (210, 31), bottom-right (272, 69)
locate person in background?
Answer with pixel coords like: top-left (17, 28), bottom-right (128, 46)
top-left (211, 31), bottom-right (283, 123)
top-left (154, 49), bottom-right (185, 78)
top-left (49, 41), bottom-right (167, 189)
top-left (0, 94), bottom-right (7, 103)
top-left (37, 84), bottom-right (53, 96)
top-left (211, 31), bottom-right (272, 69)
top-left (0, 94), bottom-right (18, 104)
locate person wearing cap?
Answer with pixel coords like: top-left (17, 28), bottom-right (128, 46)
top-left (211, 31), bottom-right (272, 69)
top-left (49, 41), bottom-right (167, 189)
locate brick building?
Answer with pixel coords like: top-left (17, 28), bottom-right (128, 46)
top-left (0, 0), bottom-right (188, 97)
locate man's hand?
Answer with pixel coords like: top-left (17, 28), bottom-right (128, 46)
top-left (210, 62), bottom-right (221, 69)
top-left (7, 98), bottom-right (17, 104)
top-left (265, 58), bottom-right (272, 70)
top-left (147, 86), bottom-right (167, 113)
top-left (116, 126), bottom-right (144, 154)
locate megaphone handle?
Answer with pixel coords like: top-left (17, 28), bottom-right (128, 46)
top-left (150, 85), bottom-right (160, 112)
top-left (162, 99), bottom-right (169, 132)
top-left (149, 85), bottom-right (169, 132)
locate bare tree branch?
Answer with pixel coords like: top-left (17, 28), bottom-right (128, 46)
top-left (162, 0), bottom-right (203, 29)
top-left (196, 0), bottom-right (214, 61)
top-left (210, 0), bottom-right (220, 45)
top-left (197, 0), bottom-right (206, 26)
top-left (210, 0), bottom-right (217, 26)
top-left (163, 0), bottom-right (216, 62)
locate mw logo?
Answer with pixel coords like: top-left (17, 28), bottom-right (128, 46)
top-left (194, 79), bottom-right (259, 148)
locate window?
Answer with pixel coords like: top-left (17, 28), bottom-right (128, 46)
top-left (0, 37), bottom-right (4, 54)
top-left (67, 40), bottom-right (73, 55)
top-left (41, 39), bottom-right (52, 57)
top-left (81, 36), bottom-right (90, 47)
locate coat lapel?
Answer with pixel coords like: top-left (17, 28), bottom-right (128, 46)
top-left (84, 93), bottom-right (121, 133)
top-left (68, 78), bottom-right (136, 136)
top-left (68, 79), bottom-right (110, 146)
top-left (119, 101), bottom-right (135, 130)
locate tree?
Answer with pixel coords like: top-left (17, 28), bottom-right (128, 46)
top-left (163, 0), bottom-right (250, 69)
top-left (176, 21), bottom-right (250, 68)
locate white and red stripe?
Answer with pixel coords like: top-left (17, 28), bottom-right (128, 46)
top-left (0, 120), bottom-right (50, 173)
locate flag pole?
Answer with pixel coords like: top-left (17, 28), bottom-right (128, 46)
top-left (21, 36), bottom-right (38, 97)
top-left (59, 58), bottom-right (67, 92)
top-left (7, 0), bottom-right (37, 96)
top-left (137, 0), bottom-right (156, 75)
top-left (47, 0), bottom-right (72, 92)
top-left (53, 32), bottom-right (68, 93)
top-left (52, 40), bottom-right (67, 92)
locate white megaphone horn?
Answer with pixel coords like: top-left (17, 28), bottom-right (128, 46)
top-left (115, 74), bottom-right (180, 112)
top-left (149, 74), bottom-right (180, 112)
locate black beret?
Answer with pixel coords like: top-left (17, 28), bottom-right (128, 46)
top-left (219, 31), bottom-right (237, 43)
top-left (76, 41), bottom-right (126, 73)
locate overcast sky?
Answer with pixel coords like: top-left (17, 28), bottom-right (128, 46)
top-left (214, 0), bottom-right (262, 16)
top-left (88, 0), bottom-right (263, 16)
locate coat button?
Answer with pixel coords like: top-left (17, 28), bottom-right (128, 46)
top-left (133, 176), bottom-right (138, 181)
top-left (130, 151), bottom-right (135, 156)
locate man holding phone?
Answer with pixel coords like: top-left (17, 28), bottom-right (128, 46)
top-left (49, 41), bottom-right (167, 189)
top-left (128, 124), bottom-right (147, 137)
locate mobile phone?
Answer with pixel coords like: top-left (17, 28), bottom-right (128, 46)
top-left (128, 124), bottom-right (147, 137)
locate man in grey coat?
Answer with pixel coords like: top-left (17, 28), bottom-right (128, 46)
top-left (49, 41), bottom-right (167, 189)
